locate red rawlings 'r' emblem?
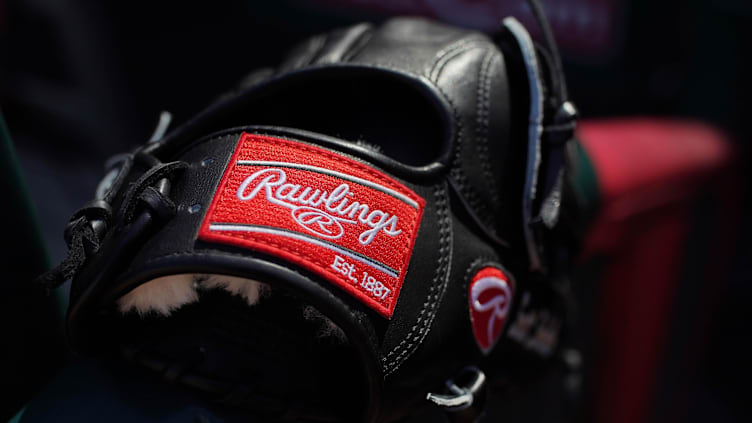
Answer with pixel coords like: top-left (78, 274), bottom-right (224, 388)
top-left (469, 266), bottom-right (514, 354)
top-left (198, 133), bottom-right (425, 318)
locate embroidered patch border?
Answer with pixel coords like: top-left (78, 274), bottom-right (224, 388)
top-left (198, 133), bottom-right (425, 318)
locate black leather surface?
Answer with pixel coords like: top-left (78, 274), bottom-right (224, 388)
top-left (63, 17), bottom-right (570, 422)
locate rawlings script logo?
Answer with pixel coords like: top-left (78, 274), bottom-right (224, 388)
top-left (236, 168), bottom-right (402, 244)
top-left (471, 275), bottom-right (511, 352)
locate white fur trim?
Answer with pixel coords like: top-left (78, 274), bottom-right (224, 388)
top-left (117, 274), bottom-right (271, 316)
top-left (116, 276), bottom-right (347, 344)
top-left (117, 274), bottom-right (198, 316)
top-left (199, 274), bottom-right (269, 305)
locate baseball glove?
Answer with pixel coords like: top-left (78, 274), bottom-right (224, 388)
top-left (39, 2), bottom-right (581, 422)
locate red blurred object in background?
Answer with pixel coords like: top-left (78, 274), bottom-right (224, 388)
top-left (577, 120), bottom-right (741, 423)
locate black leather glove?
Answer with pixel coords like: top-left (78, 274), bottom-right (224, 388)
top-left (40, 6), bottom-right (580, 422)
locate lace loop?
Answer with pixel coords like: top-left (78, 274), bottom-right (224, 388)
top-left (36, 153), bottom-right (187, 291)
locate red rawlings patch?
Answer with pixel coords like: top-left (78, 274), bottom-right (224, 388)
top-left (198, 133), bottom-right (425, 318)
top-left (469, 266), bottom-right (514, 354)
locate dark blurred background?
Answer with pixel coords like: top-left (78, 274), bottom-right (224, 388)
top-left (0, 0), bottom-right (749, 422)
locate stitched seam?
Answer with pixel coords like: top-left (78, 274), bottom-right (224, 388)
top-left (383, 185), bottom-right (451, 375)
top-left (376, 65), bottom-right (462, 372)
top-left (476, 51), bottom-right (501, 205)
top-left (430, 37), bottom-right (480, 74)
top-left (381, 184), bottom-right (446, 367)
top-left (429, 42), bottom-right (487, 84)
top-left (447, 114), bottom-right (490, 222)
top-left (383, 187), bottom-right (446, 362)
top-left (427, 36), bottom-right (488, 81)
top-left (382, 183), bottom-right (452, 375)
top-left (437, 44), bottom-right (494, 225)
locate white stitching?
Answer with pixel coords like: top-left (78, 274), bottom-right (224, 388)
top-left (382, 183), bottom-right (452, 375)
